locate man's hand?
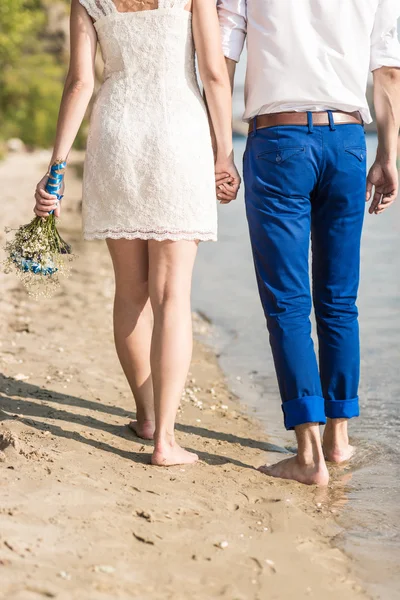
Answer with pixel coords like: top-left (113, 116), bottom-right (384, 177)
top-left (366, 159), bottom-right (398, 215)
top-left (215, 158), bottom-right (241, 204)
top-left (369, 67), bottom-right (400, 215)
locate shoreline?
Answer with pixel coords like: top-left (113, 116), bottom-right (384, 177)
top-left (0, 151), bottom-right (368, 599)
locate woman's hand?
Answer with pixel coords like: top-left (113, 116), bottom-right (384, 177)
top-left (34, 174), bottom-right (63, 218)
top-left (215, 158), bottom-right (241, 204)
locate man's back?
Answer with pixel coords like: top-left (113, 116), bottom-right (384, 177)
top-left (218, 0), bottom-right (400, 122)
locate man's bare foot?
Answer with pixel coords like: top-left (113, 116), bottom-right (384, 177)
top-left (323, 418), bottom-right (354, 464)
top-left (323, 444), bottom-right (355, 464)
top-left (258, 455), bottom-right (329, 486)
top-left (151, 442), bottom-right (199, 467)
top-left (128, 419), bottom-right (155, 440)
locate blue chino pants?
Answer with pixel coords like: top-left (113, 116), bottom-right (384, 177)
top-left (243, 112), bottom-right (367, 430)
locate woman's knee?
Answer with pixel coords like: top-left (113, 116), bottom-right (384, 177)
top-left (115, 278), bottom-right (150, 309)
top-left (150, 283), bottom-right (190, 316)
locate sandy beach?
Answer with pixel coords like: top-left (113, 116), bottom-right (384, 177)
top-left (0, 152), bottom-right (369, 600)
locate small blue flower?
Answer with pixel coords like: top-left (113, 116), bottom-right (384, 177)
top-left (30, 263), bottom-right (42, 274)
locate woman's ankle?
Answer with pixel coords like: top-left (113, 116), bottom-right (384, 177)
top-left (154, 429), bottom-right (175, 450)
top-left (135, 406), bottom-right (155, 424)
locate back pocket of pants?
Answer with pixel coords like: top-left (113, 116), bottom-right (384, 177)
top-left (344, 147), bottom-right (366, 162)
top-left (258, 147), bottom-right (305, 164)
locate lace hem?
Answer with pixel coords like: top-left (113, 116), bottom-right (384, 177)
top-left (84, 228), bottom-right (217, 242)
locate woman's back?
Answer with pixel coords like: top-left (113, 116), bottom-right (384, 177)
top-left (79, 0), bottom-right (217, 242)
top-left (80, 0), bottom-right (195, 86)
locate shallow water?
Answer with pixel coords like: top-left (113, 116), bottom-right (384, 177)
top-left (192, 133), bottom-right (400, 599)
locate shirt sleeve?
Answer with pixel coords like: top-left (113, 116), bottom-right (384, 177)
top-left (370, 0), bottom-right (400, 71)
top-left (216, 0), bottom-right (247, 63)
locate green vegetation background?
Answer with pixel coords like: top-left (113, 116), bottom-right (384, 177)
top-left (0, 0), bottom-right (86, 153)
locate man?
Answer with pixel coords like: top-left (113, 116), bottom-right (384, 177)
top-left (217, 0), bottom-right (400, 485)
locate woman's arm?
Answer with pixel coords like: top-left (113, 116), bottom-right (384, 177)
top-left (192, 0), bottom-right (240, 203)
top-left (34, 0), bottom-right (97, 217)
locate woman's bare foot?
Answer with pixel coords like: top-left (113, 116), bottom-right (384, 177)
top-left (128, 419), bottom-right (155, 440)
top-left (259, 455), bottom-right (329, 486)
top-left (151, 442), bottom-right (199, 467)
top-left (323, 418), bottom-right (354, 463)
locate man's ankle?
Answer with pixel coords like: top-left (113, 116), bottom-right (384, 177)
top-left (323, 418), bottom-right (349, 445)
top-left (294, 422), bottom-right (325, 467)
top-left (322, 419), bottom-right (354, 463)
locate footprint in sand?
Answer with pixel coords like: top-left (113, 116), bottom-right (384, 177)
top-left (0, 429), bottom-right (20, 463)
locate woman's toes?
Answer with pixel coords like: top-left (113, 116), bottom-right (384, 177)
top-left (151, 444), bottom-right (199, 467)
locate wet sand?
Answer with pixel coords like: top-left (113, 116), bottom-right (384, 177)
top-left (0, 152), bottom-right (368, 600)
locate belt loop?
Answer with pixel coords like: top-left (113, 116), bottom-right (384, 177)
top-left (307, 111), bottom-right (314, 134)
top-left (327, 110), bottom-right (336, 131)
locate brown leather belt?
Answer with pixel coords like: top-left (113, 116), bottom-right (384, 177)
top-left (248, 111), bottom-right (363, 133)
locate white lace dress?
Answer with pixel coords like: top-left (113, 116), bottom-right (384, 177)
top-left (79, 0), bottom-right (217, 242)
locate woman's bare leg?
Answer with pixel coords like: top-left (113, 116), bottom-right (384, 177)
top-left (107, 239), bottom-right (155, 439)
top-left (148, 240), bottom-right (199, 466)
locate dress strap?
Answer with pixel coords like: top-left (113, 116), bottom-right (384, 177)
top-left (78, 0), bottom-right (116, 21)
top-left (158, 0), bottom-right (189, 9)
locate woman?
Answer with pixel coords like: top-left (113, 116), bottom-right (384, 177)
top-left (34, 0), bottom-right (240, 466)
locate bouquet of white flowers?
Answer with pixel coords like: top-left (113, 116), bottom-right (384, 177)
top-left (3, 160), bottom-right (76, 298)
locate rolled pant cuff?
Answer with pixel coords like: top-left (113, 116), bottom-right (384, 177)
top-left (325, 397), bottom-right (359, 420)
top-left (282, 395), bottom-right (326, 430)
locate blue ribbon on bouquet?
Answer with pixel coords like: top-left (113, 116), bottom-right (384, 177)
top-left (45, 160), bottom-right (67, 213)
top-left (8, 160), bottom-right (70, 280)
top-left (15, 161), bottom-right (67, 275)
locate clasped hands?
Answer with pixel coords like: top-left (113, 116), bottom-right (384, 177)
top-left (214, 156), bottom-right (241, 204)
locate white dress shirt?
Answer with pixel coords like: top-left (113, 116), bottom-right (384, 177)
top-left (217, 0), bottom-right (400, 123)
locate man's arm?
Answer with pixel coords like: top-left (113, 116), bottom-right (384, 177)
top-left (367, 6), bottom-right (400, 214)
top-left (367, 67), bottom-right (400, 215)
top-left (374, 67), bottom-right (400, 163)
top-left (217, 0), bottom-right (247, 93)
top-left (225, 57), bottom-right (237, 94)
top-left (217, 0), bottom-right (247, 62)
